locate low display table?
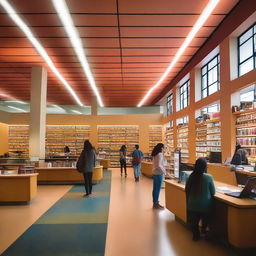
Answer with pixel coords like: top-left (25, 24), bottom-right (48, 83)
top-left (36, 166), bottom-right (103, 184)
top-left (0, 173), bottom-right (38, 202)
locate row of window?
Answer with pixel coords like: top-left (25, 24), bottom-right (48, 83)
top-left (166, 23), bottom-right (256, 116)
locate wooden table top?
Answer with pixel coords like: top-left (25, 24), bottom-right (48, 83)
top-left (165, 179), bottom-right (256, 209)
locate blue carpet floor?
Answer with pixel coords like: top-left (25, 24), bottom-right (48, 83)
top-left (2, 171), bottom-right (112, 256)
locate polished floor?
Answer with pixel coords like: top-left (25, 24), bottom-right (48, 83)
top-left (0, 169), bottom-right (235, 256)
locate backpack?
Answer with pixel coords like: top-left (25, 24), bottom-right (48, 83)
top-left (76, 151), bottom-right (85, 173)
top-left (132, 151), bottom-right (142, 166)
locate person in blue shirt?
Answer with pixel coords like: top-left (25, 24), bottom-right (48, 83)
top-left (185, 158), bottom-right (215, 241)
top-left (132, 144), bottom-right (143, 182)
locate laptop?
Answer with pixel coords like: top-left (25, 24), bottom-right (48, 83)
top-left (225, 177), bottom-right (256, 199)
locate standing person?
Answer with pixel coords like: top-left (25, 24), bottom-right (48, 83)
top-left (185, 158), bottom-right (215, 241)
top-left (132, 144), bottom-right (143, 182)
top-left (152, 143), bottom-right (166, 209)
top-left (119, 145), bottom-right (127, 177)
top-left (76, 140), bottom-right (96, 197)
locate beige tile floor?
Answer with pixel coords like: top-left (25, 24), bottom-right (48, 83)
top-left (105, 168), bottom-right (234, 256)
top-left (0, 169), bottom-right (235, 256)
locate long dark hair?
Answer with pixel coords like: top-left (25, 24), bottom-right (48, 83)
top-left (120, 145), bottom-right (126, 152)
top-left (151, 143), bottom-right (164, 157)
top-left (83, 140), bottom-right (93, 154)
top-left (188, 158), bottom-right (207, 196)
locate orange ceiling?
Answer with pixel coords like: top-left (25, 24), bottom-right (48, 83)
top-left (0, 0), bottom-right (239, 106)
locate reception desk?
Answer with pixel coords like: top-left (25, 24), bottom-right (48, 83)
top-left (165, 179), bottom-right (256, 249)
top-left (0, 173), bottom-right (38, 202)
top-left (208, 163), bottom-right (256, 186)
top-left (36, 166), bottom-right (103, 184)
top-left (141, 162), bottom-right (153, 178)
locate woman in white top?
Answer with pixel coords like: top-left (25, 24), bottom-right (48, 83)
top-left (152, 143), bottom-right (166, 209)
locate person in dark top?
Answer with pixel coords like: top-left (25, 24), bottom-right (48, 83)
top-left (64, 146), bottom-right (70, 154)
top-left (77, 140), bottom-right (96, 197)
top-left (119, 145), bottom-right (127, 177)
top-left (185, 158), bottom-right (215, 241)
top-left (132, 144), bottom-right (143, 182)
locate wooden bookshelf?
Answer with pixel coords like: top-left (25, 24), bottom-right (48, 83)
top-left (97, 125), bottom-right (139, 167)
top-left (149, 125), bottom-right (163, 153)
top-left (177, 124), bottom-right (189, 163)
top-left (235, 110), bottom-right (256, 164)
top-left (164, 126), bottom-right (174, 169)
top-left (8, 125), bottom-right (29, 157)
top-left (195, 119), bottom-right (221, 159)
top-left (46, 125), bottom-right (90, 156)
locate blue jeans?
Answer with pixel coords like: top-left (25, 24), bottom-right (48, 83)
top-left (133, 163), bottom-right (141, 178)
top-left (152, 174), bottom-right (163, 203)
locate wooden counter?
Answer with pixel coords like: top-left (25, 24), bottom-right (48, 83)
top-left (100, 159), bottom-right (111, 169)
top-left (208, 163), bottom-right (256, 186)
top-left (36, 166), bottom-right (103, 184)
top-left (141, 162), bottom-right (153, 178)
top-left (0, 173), bottom-right (38, 202)
top-left (165, 179), bottom-right (256, 248)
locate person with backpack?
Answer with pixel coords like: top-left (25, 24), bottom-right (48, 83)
top-left (185, 158), bottom-right (215, 241)
top-left (76, 140), bottom-right (96, 197)
top-left (132, 144), bottom-right (143, 182)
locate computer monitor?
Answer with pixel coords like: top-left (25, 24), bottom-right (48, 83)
top-left (209, 152), bottom-right (222, 163)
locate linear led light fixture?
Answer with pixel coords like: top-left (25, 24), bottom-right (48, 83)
top-left (52, 104), bottom-right (65, 111)
top-left (0, 0), bottom-right (83, 106)
top-left (5, 100), bottom-right (27, 104)
top-left (7, 105), bottom-right (27, 112)
top-left (137, 0), bottom-right (220, 107)
top-left (52, 0), bottom-right (104, 107)
top-left (72, 110), bottom-right (82, 114)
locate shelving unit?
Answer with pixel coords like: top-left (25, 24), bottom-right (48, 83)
top-left (195, 122), bottom-right (207, 158)
top-left (195, 118), bottom-right (221, 159)
top-left (149, 125), bottom-right (163, 153)
top-left (177, 124), bottom-right (189, 163)
top-left (8, 125), bottom-right (29, 157)
top-left (45, 125), bottom-right (90, 156)
top-left (164, 126), bottom-right (174, 169)
top-left (235, 109), bottom-right (256, 164)
top-left (97, 125), bottom-right (139, 167)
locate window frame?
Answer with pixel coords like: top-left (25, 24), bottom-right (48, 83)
top-left (238, 23), bottom-right (256, 77)
top-left (166, 93), bottom-right (173, 116)
top-left (179, 80), bottom-right (190, 110)
top-left (201, 54), bottom-right (220, 99)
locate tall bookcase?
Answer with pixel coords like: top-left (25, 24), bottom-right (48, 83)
top-left (164, 125), bottom-right (174, 169)
top-left (149, 125), bottom-right (163, 153)
top-left (8, 125), bottom-right (29, 157)
top-left (177, 124), bottom-right (189, 163)
top-left (46, 125), bottom-right (90, 156)
top-left (97, 125), bottom-right (139, 167)
top-left (195, 119), bottom-right (221, 159)
top-left (235, 110), bottom-right (256, 164)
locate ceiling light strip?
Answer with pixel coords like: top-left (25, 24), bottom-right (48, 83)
top-left (52, 0), bottom-right (104, 107)
top-left (137, 0), bottom-right (220, 107)
top-left (0, 0), bottom-right (83, 106)
top-left (7, 105), bottom-right (27, 112)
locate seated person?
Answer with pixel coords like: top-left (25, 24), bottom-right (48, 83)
top-left (185, 158), bottom-right (215, 241)
top-left (64, 146), bottom-right (71, 155)
top-left (231, 148), bottom-right (248, 165)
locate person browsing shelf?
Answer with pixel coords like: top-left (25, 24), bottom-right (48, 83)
top-left (152, 143), bottom-right (166, 210)
top-left (119, 145), bottom-right (127, 177)
top-left (132, 144), bottom-right (143, 182)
